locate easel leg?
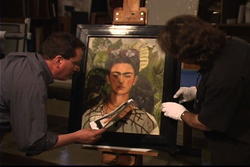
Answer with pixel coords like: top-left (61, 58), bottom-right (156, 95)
top-left (102, 151), bottom-right (143, 166)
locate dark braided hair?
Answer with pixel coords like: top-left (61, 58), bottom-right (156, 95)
top-left (105, 48), bottom-right (140, 75)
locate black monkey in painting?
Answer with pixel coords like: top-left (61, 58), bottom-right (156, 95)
top-left (83, 73), bottom-right (107, 111)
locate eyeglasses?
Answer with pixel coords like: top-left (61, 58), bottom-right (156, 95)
top-left (67, 59), bottom-right (81, 70)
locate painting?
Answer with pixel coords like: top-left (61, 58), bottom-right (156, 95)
top-left (68, 25), bottom-right (181, 152)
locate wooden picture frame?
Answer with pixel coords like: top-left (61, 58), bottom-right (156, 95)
top-left (68, 25), bottom-right (181, 152)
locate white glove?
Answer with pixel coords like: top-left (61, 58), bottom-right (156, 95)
top-left (173, 86), bottom-right (197, 103)
top-left (162, 102), bottom-right (187, 121)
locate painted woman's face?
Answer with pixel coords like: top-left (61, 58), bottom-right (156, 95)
top-left (107, 63), bottom-right (138, 95)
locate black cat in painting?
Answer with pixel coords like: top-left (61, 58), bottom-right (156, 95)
top-left (130, 76), bottom-right (156, 114)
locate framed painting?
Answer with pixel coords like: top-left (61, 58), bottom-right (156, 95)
top-left (68, 25), bottom-right (181, 153)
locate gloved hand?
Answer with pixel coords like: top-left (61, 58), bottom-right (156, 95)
top-left (162, 102), bottom-right (187, 121)
top-left (173, 86), bottom-right (197, 103)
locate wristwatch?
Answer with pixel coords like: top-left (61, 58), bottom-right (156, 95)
top-left (181, 110), bottom-right (189, 121)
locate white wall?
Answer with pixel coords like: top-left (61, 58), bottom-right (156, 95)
top-left (146, 0), bottom-right (199, 25)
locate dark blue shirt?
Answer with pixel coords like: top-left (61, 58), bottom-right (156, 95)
top-left (0, 52), bottom-right (58, 155)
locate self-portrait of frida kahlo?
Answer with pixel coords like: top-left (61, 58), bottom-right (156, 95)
top-left (81, 37), bottom-right (165, 135)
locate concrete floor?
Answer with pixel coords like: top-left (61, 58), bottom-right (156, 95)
top-left (0, 77), bottom-right (210, 165)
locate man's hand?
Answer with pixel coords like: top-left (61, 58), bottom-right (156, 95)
top-left (75, 128), bottom-right (106, 144)
top-left (162, 102), bottom-right (187, 121)
top-left (173, 86), bottom-right (197, 103)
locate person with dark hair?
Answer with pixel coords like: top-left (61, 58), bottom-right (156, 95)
top-left (0, 32), bottom-right (105, 156)
top-left (157, 14), bottom-right (250, 165)
top-left (81, 48), bottom-right (159, 135)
